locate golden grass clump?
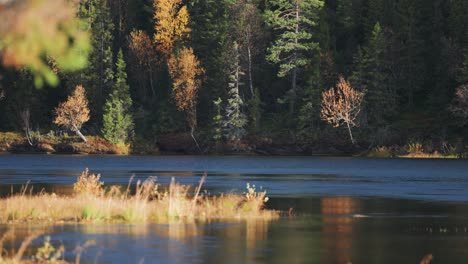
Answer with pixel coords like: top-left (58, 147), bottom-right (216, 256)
top-left (73, 168), bottom-right (104, 197)
top-left (0, 170), bottom-right (278, 224)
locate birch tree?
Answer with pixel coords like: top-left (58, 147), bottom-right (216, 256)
top-left (167, 47), bottom-right (205, 148)
top-left (54, 85), bottom-right (90, 142)
top-left (321, 77), bottom-right (364, 144)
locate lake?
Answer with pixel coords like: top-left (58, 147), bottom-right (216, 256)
top-left (1, 155), bottom-right (468, 263)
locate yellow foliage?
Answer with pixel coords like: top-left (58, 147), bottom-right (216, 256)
top-left (153, 0), bottom-right (191, 58)
top-left (129, 30), bottom-right (158, 66)
top-left (167, 48), bottom-right (205, 113)
top-left (0, 0), bottom-right (90, 87)
top-left (54, 85), bottom-right (90, 132)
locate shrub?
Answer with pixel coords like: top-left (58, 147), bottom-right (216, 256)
top-left (73, 169), bottom-right (103, 197)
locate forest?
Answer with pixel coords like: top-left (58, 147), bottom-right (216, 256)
top-left (0, 0), bottom-right (467, 156)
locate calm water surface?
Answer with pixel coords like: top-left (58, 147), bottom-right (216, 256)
top-left (1, 155), bottom-right (468, 263)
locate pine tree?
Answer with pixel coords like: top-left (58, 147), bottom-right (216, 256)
top-left (265, 0), bottom-right (324, 115)
top-left (102, 50), bottom-right (134, 144)
top-left (224, 43), bottom-right (247, 148)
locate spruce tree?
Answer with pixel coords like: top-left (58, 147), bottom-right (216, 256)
top-left (79, 0), bottom-right (115, 125)
top-left (102, 50), bottom-right (134, 144)
top-left (351, 23), bottom-right (396, 127)
top-left (224, 43), bottom-right (247, 148)
top-left (212, 97), bottom-right (223, 144)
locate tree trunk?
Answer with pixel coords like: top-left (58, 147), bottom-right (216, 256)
top-left (289, 0), bottom-right (299, 116)
top-left (190, 125), bottom-right (201, 152)
top-left (247, 46), bottom-right (254, 97)
top-left (73, 126), bottom-right (87, 143)
top-left (188, 109), bottom-right (201, 152)
top-left (346, 122), bottom-right (355, 145)
top-left (290, 67), bottom-right (297, 115)
top-left (149, 65), bottom-right (156, 99)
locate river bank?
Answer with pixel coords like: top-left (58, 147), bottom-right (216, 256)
top-left (0, 131), bottom-right (465, 158)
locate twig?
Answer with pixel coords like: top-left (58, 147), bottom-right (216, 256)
top-left (192, 173), bottom-right (207, 206)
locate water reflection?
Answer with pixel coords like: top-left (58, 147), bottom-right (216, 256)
top-left (1, 196), bottom-right (468, 263)
top-left (321, 197), bottom-right (360, 264)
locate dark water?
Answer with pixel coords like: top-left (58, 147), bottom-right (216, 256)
top-left (1, 155), bottom-right (468, 263)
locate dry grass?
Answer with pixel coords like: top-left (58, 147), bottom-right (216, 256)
top-left (366, 146), bottom-right (393, 158)
top-left (401, 142), bottom-right (457, 159)
top-left (0, 132), bottom-right (24, 152)
top-left (0, 170), bottom-right (278, 224)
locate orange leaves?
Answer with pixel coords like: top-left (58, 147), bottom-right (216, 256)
top-left (167, 48), bottom-right (204, 113)
top-left (153, 0), bottom-right (191, 58)
top-left (129, 30), bottom-right (157, 67)
top-left (321, 76), bottom-right (364, 128)
top-left (54, 85), bottom-right (90, 131)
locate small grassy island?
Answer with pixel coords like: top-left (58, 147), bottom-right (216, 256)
top-left (1, 169), bottom-right (278, 224)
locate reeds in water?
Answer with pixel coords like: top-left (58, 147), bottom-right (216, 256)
top-left (0, 169), bottom-right (278, 224)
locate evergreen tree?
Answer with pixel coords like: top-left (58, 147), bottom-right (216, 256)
top-left (448, 0), bottom-right (468, 47)
top-left (224, 43), bottom-right (247, 148)
top-left (212, 97), bottom-right (223, 144)
top-left (265, 0), bottom-right (324, 115)
top-left (351, 23), bottom-right (396, 127)
top-left (102, 50), bottom-right (134, 144)
top-left (79, 0), bottom-right (115, 126)
top-left (188, 0), bottom-right (232, 121)
top-left (396, 0), bottom-right (429, 108)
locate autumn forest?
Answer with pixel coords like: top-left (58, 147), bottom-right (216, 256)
top-left (0, 0), bottom-right (467, 156)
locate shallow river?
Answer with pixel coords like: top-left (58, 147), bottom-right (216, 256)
top-left (1, 155), bottom-right (468, 263)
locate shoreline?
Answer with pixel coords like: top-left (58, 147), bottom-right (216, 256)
top-left (0, 132), bottom-right (465, 159)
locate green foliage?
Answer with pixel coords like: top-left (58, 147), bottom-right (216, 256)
top-left (0, 0), bottom-right (91, 88)
top-left (102, 50), bottom-right (134, 144)
top-left (1, 0), bottom-right (467, 153)
top-left (212, 97), bottom-right (223, 142)
top-left (78, 0), bottom-right (115, 124)
top-left (247, 88), bottom-right (262, 133)
top-left (224, 43), bottom-right (248, 146)
top-left (350, 23), bottom-right (397, 128)
top-left (34, 236), bottom-right (64, 263)
top-left (265, 0), bottom-right (323, 77)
